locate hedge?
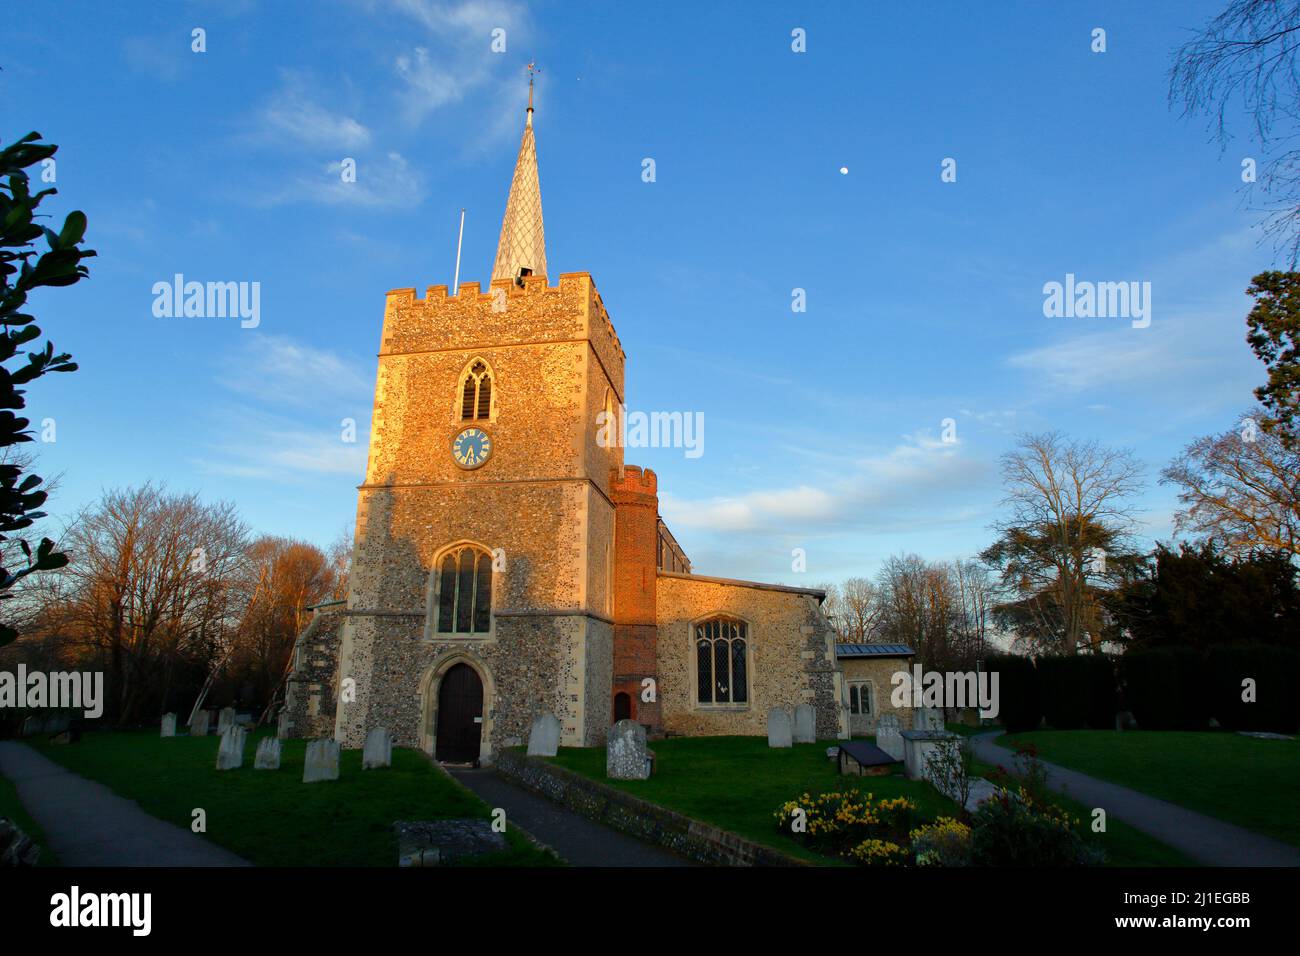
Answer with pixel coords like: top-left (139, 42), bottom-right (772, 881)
top-left (1204, 644), bottom-right (1300, 733)
top-left (1036, 656), bottom-right (1090, 730)
top-left (986, 654), bottom-right (1040, 733)
top-left (1121, 646), bottom-right (1208, 730)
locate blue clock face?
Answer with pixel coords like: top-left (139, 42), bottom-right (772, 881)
top-left (452, 427), bottom-right (492, 469)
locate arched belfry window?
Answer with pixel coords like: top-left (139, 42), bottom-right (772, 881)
top-left (434, 545), bottom-right (493, 634)
top-left (695, 617), bottom-right (748, 705)
top-left (460, 360), bottom-right (493, 421)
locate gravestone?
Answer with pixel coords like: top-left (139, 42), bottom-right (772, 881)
top-left (215, 726), bottom-right (245, 770)
top-left (189, 710), bottom-right (210, 737)
top-left (303, 738), bottom-right (340, 783)
top-left (254, 737), bottom-right (281, 770)
top-left (875, 713), bottom-right (904, 760)
top-left (363, 728), bottom-right (392, 769)
top-left (160, 713), bottom-right (176, 738)
top-left (394, 821), bottom-right (507, 867)
top-left (217, 707), bottom-right (237, 736)
top-left (793, 703), bottom-right (816, 743)
top-left (900, 728), bottom-right (957, 781)
top-left (20, 716), bottom-right (40, 737)
top-left (912, 707), bottom-right (945, 732)
top-left (766, 708), bottom-right (792, 748)
top-left (606, 719), bottom-right (651, 780)
top-left (526, 713), bottom-right (561, 757)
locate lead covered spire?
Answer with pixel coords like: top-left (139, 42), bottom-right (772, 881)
top-left (491, 63), bottom-right (546, 284)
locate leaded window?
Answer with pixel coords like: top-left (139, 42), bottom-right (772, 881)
top-left (849, 682), bottom-right (873, 716)
top-left (695, 617), bottom-right (748, 705)
top-left (435, 546), bottom-right (493, 634)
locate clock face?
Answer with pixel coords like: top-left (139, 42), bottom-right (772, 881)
top-left (452, 427), bottom-right (493, 469)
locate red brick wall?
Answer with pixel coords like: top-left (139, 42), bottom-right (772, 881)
top-left (611, 466), bottom-right (661, 729)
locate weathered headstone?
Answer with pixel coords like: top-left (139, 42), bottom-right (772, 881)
top-left (254, 737), bottom-right (281, 770)
top-left (526, 713), bottom-right (561, 757)
top-left (875, 713), bottom-right (904, 760)
top-left (217, 707), bottom-right (237, 736)
top-left (215, 726), bottom-right (245, 770)
top-left (912, 707), bottom-right (945, 732)
top-left (793, 703), bottom-right (816, 743)
top-left (394, 820), bottom-right (507, 866)
top-left (189, 710), bottom-right (210, 737)
top-left (303, 738), bottom-right (340, 783)
top-left (900, 728), bottom-right (957, 781)
top-left (363, 728), bottom-right (392, 769)
top-left (606, 719), bottom-right (651, 780)
top-left (160, 713), bottom-right (176, 738)
top-left (766, 707), bottom-right (793, 748)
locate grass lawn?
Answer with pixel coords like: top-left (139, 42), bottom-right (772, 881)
top-left (32, 730), bottom-right (556, 867)
top-left (999, 730), bottom-right (1300, 848)
top-left (0, 771), bottom-right (59, 866)
top-left (547, 735), bottom-right (1196, 867)
top-left (546, 735), bottom-right (959, 864)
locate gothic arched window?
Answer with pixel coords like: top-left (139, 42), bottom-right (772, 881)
top-left (695, 617), bottom-right (748, 705)
top-left (460, 360), bottom-right (493, 421)
top-left (434, 545), bottom-right (493, 634)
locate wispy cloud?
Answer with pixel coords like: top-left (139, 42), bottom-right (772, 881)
top-left (660, 431), bottom-right (989, 535)
top-left (218, 334), bottom-right (371, 408)
top-left (250, 75), bottom-right (372, 151)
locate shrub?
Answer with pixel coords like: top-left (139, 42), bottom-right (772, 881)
top-left (846, 838), bottom-right (908, 866)
top-left (773, 790), bottom-right (919, 857)
top-left (986, 653), bottom-right (1040, 732)
top-left (1121, 646), bottom-right (1208, 730)
top-left (909, 817), bottom-right (972, 866)
top-left (1084, 654), bottom-right (1117, 729)
top-left (969, 787), bottom-right (1093, 866)
top-left (925, 735), bottom-right (975, 808)
top-left (1205, 644), bottom-right (1300, 733)
top-left (1036, 656), bottom-right (1090, 729)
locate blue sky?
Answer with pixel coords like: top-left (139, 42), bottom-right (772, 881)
top-left (3, 0), bottom-right (1274, 585)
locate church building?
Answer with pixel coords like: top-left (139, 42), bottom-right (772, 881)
top-left (281, 82), bottom-right (853, 762)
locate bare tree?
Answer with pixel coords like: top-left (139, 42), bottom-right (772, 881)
top-left (1163, 411), bottom-right (1300, 556)
top-left (1170, 1), bottom-right (1300, 263)
top-left (982, 433), bottom-right (1144, 654)
top-left (839, 576), bottom-right (882, 642)
top-left (327, 525), bottom-right (353, 602)
top-left (60, 484), bottom-right (248, 724)
top-left (228, 536), bottom-right (337, 716)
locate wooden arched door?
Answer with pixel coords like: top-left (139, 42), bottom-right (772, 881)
top-left (435, 663), bottom-right (484, 763)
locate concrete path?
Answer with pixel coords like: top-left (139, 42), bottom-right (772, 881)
top-left (448, 766), bottom-right (693, 867)
top-left (970, 732), bottom-right (1300, 867)
top-left (0, 741), bottom-right (249, 866)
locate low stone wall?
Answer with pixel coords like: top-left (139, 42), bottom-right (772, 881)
top-left (494, 749), bottom-right (806, 867)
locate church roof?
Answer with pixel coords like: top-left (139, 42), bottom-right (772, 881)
top-left (836, 643), bottom-right (915, 659)
top-left (491, 73), bottom-right (547, 283)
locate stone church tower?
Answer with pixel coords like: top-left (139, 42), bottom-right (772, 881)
top-left (281, 77), bottom-right (850, 760)
top-left (327, 83), bottom-right (626, 759)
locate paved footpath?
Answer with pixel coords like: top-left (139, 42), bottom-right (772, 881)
top-left (969, 732), bottom-right (1300, 867)
top-left (448, 766), bottom-right (693, 867)
top-left (0, 741), bottom-right (249, 866)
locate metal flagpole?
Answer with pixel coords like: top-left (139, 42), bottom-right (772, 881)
top-left (452, 207), bottom-right (465, 293)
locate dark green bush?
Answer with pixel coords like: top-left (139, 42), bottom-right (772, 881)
top-left (970, 790), bottom-right (1095, 866)
top-left (1036, 656), bottom-right (1090, 729)
top-left (986, 654), bottom-right (1040, 733)
top-left (1205, 644), bottom-right (1300, 733)
top-left (1084, 654), bottom-right (1117, 729)
top-left (1121, 646), bottom-right (1208, 730)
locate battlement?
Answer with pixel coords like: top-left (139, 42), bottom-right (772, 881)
top-left (380, 272), bottom-right (625, 364)
top-left (611, 464), bottom-right (658, 499)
